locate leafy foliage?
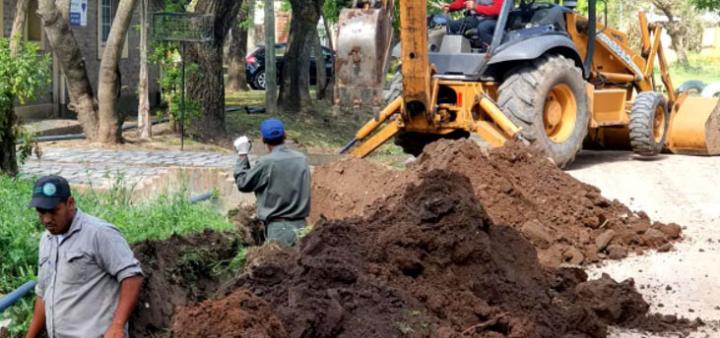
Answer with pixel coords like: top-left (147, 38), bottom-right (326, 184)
top-left (691, 0), bottom-right (720, 12)
top-left (0, 38), bottom-right (49, 171)
top-left (150, 0), bottom-right (203, 128)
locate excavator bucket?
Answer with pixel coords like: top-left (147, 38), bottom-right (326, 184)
top-left (334, 0), bottom-right (394, 111)
top-left (666, 96), bottom-right (720, 155)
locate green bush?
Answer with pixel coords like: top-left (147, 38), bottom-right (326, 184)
top-left (0, 176), bottom-right (235, 336)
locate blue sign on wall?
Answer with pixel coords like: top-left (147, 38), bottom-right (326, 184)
top-left (69, 0), bottom-right (88, 27)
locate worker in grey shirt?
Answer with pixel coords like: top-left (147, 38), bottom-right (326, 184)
top-left (234, 118), bottom-right (311, 246)
top-left (26, 176), bottom-right (143, 338)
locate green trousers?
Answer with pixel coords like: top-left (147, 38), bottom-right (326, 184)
top-left (266, 220), bottom-right (305, 246)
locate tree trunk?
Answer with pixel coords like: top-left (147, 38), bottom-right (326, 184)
top-left (97, 0), bottom-right (138, 144)
top-left (227, 1), bottom-right (252, 92)
top-left (227, 28), bottom-right (250, 91)
top-left (0, 102), bottom-right (17, 175)
top-left (313, 28), bottom-right (328, 101)
top-left (264, 0), bottom-right (278, 114)
top-left (665, 23), bottom-right (690, 67)
top-left (9, 0), bottom-right (31, 54)
top-left (185, 0), bottom-right (243, 141)
top-left (138, 0), bottom-right (151, 139)
top-left (279, 0), bottom-right (323, 113)
top-left (652, 1), bottom-right (690, 68)
top-left (321, 13), bottom-right (333, 50)
top-left (38, 0), bottom-right (99, 141)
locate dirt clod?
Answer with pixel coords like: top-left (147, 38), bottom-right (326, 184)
top-left (607, 244), bottom-right (629, 260)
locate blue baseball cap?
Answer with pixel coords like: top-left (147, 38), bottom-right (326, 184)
top-left (260, 118), bottom-right (285, 141)
top-left (28, 175), bottom-right (72, 209)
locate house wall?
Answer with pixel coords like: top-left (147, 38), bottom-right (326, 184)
top-left (2, 0), bottom-right (160, 119)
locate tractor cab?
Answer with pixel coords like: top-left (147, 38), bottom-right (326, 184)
top-left (426, 0), bottom-right (584, 80)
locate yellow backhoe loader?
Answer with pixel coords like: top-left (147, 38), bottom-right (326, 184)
top-left (339, 0), bottom-right (720, 167)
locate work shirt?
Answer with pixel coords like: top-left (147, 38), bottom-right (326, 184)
top-left (448, 0), bottom-right (504, 16)
top-left (234, 145), bottom-right (311, 222)
top-left (35, 210), bottom-right (143, 338)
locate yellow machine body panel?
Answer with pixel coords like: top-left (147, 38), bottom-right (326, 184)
top-left (591, 89), bottom-right (629, 127)
top-left (667, 97), bottom-right (720, 155)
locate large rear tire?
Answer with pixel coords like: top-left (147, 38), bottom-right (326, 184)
top-left (629, 92), bottom-right (669, 156)
top-left (497, 54), bottom-right (590, 168)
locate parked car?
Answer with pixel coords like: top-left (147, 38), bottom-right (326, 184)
top-left (246, 43), bottom-right (335, 90)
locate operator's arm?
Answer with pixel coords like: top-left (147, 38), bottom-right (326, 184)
top-left (104, 276), bottom-right (143, 338)
top-left (475, 0), bottom-right (504, 16)
top-left (94, 226), bottom-right (144, 338)
top-left (25, 297), bottom-right (46, 338)
top-left (447, 0), bottom-right (467, 11)
top-left (234, 156), bottom-right (269, 193)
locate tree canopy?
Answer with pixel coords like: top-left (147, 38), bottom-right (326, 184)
top-left (691, 0), bottom-right (720, 12)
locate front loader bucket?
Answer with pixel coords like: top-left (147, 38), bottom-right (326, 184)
top-left (334, 2), bottom-right (394, 111)
top-left (666, 96), bottom-right (720, 155)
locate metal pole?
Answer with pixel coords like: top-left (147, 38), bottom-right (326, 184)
top-left (180, 42), bottom-right (186, 151)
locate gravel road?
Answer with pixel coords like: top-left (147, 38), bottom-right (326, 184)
top-left (568, 150), bottom-right (720, 338)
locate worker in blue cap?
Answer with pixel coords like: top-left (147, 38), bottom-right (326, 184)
top-left (233, 118), bottom-right (311, 246)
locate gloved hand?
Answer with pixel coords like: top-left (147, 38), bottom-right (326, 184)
top-left (233, 136), bottom-right (252, 155)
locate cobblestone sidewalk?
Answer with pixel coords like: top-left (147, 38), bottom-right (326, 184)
top-left (20, 148), bottom-right (237, 188)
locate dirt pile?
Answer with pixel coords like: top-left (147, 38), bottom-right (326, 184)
top-left (308, 157), bottom-right (408, 222)
top-left (170, 289), bottom-right (287, 338)
top-left (130, 230), bottom-right (241, 337)
top-left (171, 171), bottom-right (696, 337)
top-left (310, 139), bottom-right (681, 266)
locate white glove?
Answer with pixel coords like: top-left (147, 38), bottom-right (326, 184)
top-left (234, 136), bottom-right (252, 155)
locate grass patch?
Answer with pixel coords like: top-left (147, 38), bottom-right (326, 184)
top-left (0, 175), bottom-right (235, 336)
top-left (667, 53), bottom-right (720, 88)
top-left (225, 90), bottom-right (370, 152)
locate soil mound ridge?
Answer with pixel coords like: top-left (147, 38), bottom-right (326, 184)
top-left (310, 139), bottom-right (681, 266)
top-left (171, 171), bottom-right (697, 337)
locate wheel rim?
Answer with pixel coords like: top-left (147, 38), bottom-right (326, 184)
top-left (653, 105), bottom-right (666, 143)
top-left (258, 73), bottom-right (266, 89)
top-left (543, 84), bottom-right (577, 143)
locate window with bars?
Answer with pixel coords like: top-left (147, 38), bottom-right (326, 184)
top-left (100, 0), bottom-right (112, 46)
top-left (97, 0), bottom-right (128, 59)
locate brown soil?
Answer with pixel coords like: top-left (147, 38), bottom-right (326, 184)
top-left (311, 139), bottom-right (682, 267)
top-left (172, 170), bottom-right (700, 337)
top-left (130, 230), bottom-right (241, 338)
top-left (229, 204), bottom-right (265, 246)
top-left (170, 289), bottom-right (287, 338)
top-left (308, 157), bottom-right (408, 223)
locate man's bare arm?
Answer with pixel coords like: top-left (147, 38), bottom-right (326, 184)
top-left (104, 276), bottom-right (143, 338)
top-left (25, 297), bottom-right (45, 338)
